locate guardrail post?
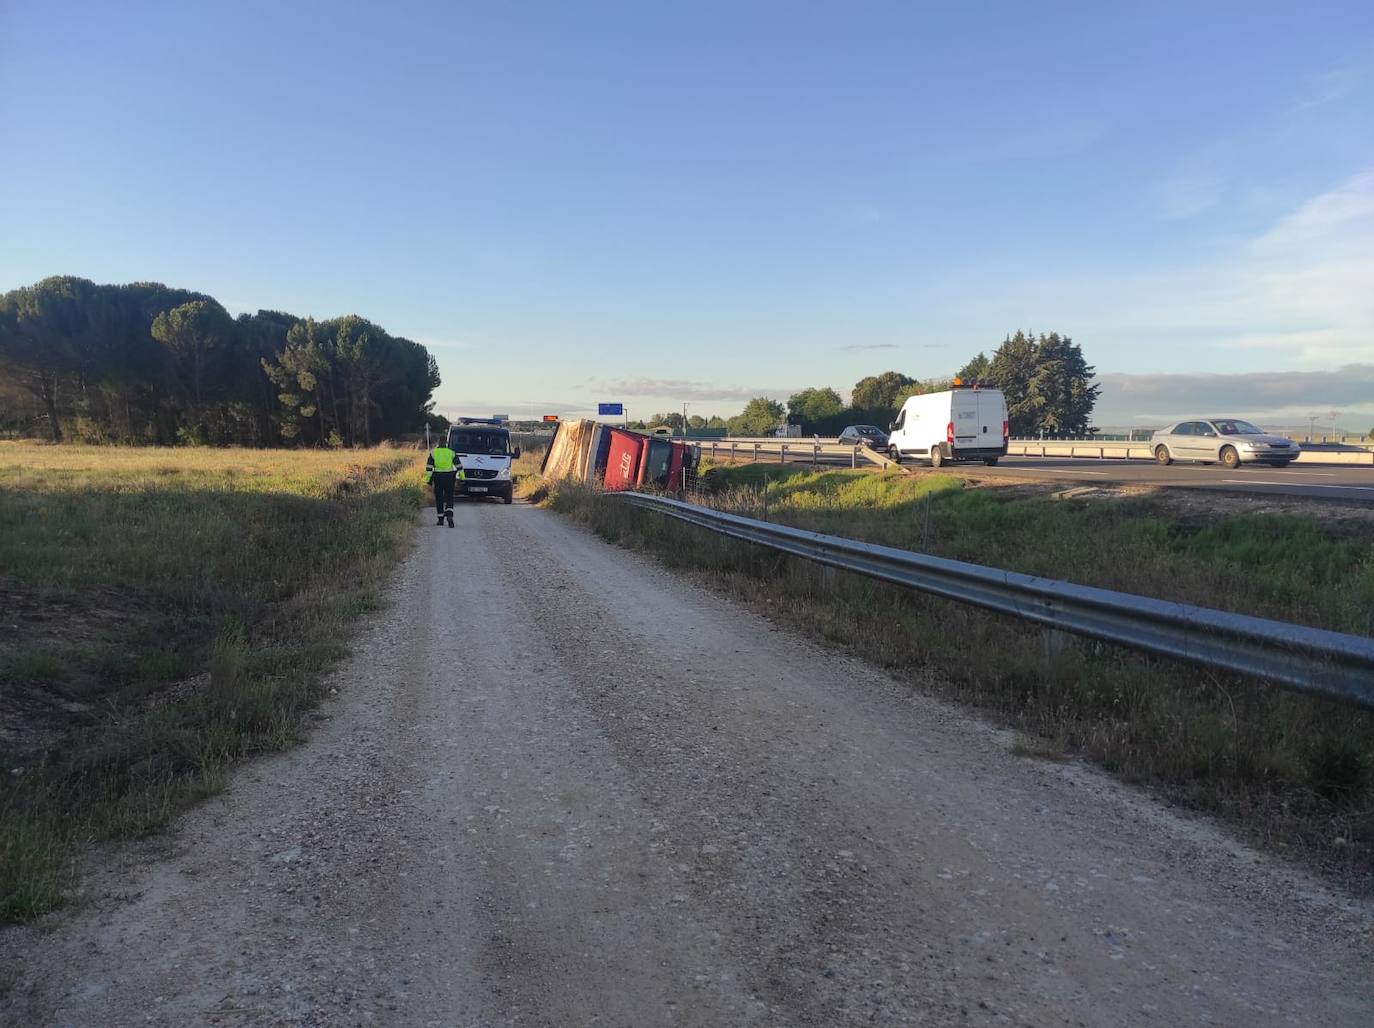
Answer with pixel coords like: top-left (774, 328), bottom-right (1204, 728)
top-left (780, 443), bottom-right (787, 464)
top-left (852, 446), bottom-right (858, 469)
top-left (753, 443), bottom-right (759, 463)
top-left (813, 442), bottom-right (819, 468)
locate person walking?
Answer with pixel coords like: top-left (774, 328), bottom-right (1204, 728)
top-left (424, 442), bottom-right (462, 527)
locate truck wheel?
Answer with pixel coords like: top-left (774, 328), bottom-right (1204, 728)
top-left (930, 446), bottom-right (946, 468)
top-left (1220, 446), bottom-right (1240, 469)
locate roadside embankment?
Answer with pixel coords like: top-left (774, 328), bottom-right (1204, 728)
top-left (545, 464), bottom-right (1374, 886)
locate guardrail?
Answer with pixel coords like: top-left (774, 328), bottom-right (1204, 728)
top-left (616, 492), bottom-right (1374, 706)
top-left (707, 437), bottom-right (1374, 467)
top-left (1005, 441), bottom-right (1374, 466)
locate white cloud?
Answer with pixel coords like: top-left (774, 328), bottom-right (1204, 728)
top-left (1253, 169), bottom-right (1374, 251)
top-left (1082, 165), bottom-right (1374, 365)
top-left (1093, 364), bottom-right (1374, 428)
top-left (585, 377), bottom-right (792, 403)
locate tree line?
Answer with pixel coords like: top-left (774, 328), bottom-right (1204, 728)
top-left (0, 276), bottom-right (441, 446)
top-left (723, 331), bottom-right (1099, 437)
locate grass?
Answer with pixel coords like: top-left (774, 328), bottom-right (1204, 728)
top-left (545, 464), bottom-right (1374, 886)
top-left (0, 441), bottom-right (427, 921)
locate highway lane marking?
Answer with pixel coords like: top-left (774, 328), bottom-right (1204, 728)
top-left (1003, 467), bottom-right (1112, 476)
top-left (1170, 466), bottom-right (1341, 477)
top-left (1223, 479), bottom-right (1374, 492)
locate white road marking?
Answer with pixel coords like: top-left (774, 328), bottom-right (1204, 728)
top-left (1171, 466), bottom-right (1340, 477)
top-left (1223, 480), bottom-right (1374, 492)
top-left (1007, 467), bottom-right (1112, 476)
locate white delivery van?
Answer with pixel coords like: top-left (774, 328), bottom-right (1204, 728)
top-left (886, 384), bottom-right (1008, 467)
top-left (446, 418), bottom-right (521, 504)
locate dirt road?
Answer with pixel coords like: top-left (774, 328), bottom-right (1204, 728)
top-left (4, 502), bottom-right (1371, 1026)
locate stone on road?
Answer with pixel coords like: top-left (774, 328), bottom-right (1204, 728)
top-left (4, 503), bottom-right (1371, 1026)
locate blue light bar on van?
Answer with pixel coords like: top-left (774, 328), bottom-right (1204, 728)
top-left (456, 417), bottom-right (506, 425)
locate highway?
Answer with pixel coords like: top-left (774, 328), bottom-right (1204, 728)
top-left (700, 440), bottom-right (1374, 501)
top-left (962, 456), bottom-right (1374, 501)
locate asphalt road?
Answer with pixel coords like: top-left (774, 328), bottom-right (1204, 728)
top-left (6, 502), bottom-right (1371, 1025)
top-left (753, 450), bottom-right (1374, 501)
top-left (972, 457), bottom-right (1374, 501)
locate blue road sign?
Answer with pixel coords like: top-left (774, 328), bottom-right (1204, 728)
top-left (598, 402), bottom-right (624, 416)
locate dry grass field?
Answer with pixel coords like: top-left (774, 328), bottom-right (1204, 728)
top-left (0, 443), bottom-right (425, 919)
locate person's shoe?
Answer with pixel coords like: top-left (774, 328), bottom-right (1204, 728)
top-left (446, 513), bottom-right (455, 527)
top-left (436, 515), bottom-right (445, 525)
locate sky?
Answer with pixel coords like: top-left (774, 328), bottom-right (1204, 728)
top-left (2, 0), bottom-right (1372, 430)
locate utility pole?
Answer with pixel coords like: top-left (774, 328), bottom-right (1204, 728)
top-left (682, 402), bottom-right (689, 440)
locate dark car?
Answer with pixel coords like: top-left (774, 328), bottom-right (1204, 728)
top-left (838, 424), bottom-right (888, 449)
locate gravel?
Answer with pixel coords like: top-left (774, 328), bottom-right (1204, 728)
top-left (2, 501), bottom-right (1371, 1026)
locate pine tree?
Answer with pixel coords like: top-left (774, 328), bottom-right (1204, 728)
top-left (988, 331), bottom-right (1041, 435)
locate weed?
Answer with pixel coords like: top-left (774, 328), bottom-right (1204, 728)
top-left (0, 442), bottom-right (425, 920)
top-left (545, 471), bottom-right (1374, 886)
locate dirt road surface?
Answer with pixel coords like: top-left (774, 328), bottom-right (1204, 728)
top-left (4, 502), bottom-right (1371, 1026)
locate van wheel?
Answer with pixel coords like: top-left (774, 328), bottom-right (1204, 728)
top-left (887, 446), bottom-right (901, 464)
top-left (983, 457), bottom-right (999, 466)
top-left (1220, 446), bottom-right (1240, 469)
top-left (1154, 446), bottom-right (1172, 466)
top-left (930, 446), bottom-right (946, 468)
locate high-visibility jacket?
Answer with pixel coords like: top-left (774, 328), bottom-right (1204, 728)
top-left (424, 446), bottom-right (463, 484)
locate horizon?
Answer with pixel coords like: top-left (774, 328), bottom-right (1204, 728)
top-left (3, 2), bottom-right (1372, 429)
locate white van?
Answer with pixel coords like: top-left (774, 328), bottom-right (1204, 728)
top-left (446, 418), bottom-right (521, 504)
top-left (886, 385), bottom-right (1008, 467)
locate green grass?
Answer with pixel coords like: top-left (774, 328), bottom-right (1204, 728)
top-left (699, 463), bottom-right (1374, 635)
top-left (0, 442), bottom-right (426, 921)
top-left (548, 466), bottom-right (1374, 886)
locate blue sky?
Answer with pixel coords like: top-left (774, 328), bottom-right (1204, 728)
top-left (2, 0), bottom-right (1372, 427)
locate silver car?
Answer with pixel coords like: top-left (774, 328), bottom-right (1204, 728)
top-left (1151, 419), bottom-right (1300, 468)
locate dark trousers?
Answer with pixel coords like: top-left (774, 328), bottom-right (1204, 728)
top-left (431, 471), bottom-right (456, 514)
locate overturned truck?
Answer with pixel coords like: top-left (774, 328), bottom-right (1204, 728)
top-left (540, 420), bottom-right (699, 495)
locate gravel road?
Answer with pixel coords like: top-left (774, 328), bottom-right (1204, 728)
top-left (4, 501), bottom-right (1371, 1026)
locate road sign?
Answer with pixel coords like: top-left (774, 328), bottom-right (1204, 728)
top-left (542, 415), bottom-right (559, 423)
top-left (598, 403), bottom-right (624, 416)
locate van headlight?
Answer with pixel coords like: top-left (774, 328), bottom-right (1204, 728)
top-left (498, 465), bottom-right (512, 479)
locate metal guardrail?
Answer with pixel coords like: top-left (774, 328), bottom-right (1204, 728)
top-left (709, 437), bottom-right (1374, 467)
top-left (616, 492), bottom-right (1374, 706)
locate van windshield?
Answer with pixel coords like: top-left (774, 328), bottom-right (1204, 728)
top-left (448, 430), bottom-right (510, 455)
